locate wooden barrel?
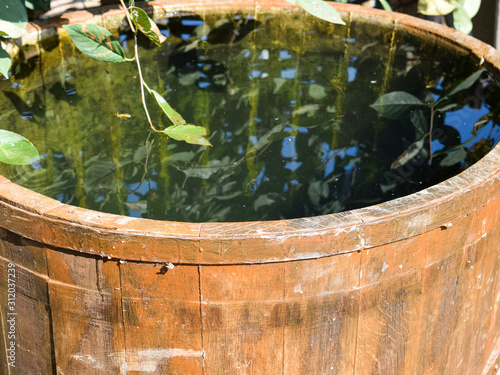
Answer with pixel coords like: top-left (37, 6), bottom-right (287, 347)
top-left (1, 1), bottom-right (500, 374)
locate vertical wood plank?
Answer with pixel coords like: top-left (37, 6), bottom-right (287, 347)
top-left (461, 202), bottom-right (500, 373)
top-left (283, 253), bottom-right (361, 375)
top-left (417, 216), bottom-right (475, 375)
top-left (200, 263), bottom-right (285, 374)
top-left (355, 236), bottom-right (426, 375)
top-left (0, 228), bottom-right (54, 375)
top-left (119, 263), bottom-right (203, 374)
top-left (46, 250), bottom-right (124, 374)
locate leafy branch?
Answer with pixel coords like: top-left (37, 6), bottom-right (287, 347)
top-left (0, 0), bottom-right (39, 165)
top-left (371, 68), bottom-right (486, 168)
top-left (284, 0), bottom-right (345, 25)
top-left (0, 130), bottom-right (39, 165)
top-left (0, 0), bottom-right (27, 77)
top-left (62, 1), bottom-right (212, 146)
top-left (0, 0), bottom-right (344, 165)
top-left (61, 0), bottom-right (344, 147)
top-left (418, 0), bottom-right (481, 34)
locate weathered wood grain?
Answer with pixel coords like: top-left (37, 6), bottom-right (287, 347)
top-left (282, 253), bottom-right (360, 375)
top-left (0, 229), bottom-right (54, 375)
top-left (0, 1), bottom-right (499, 374)
top-left (119, 263), bottom-right (203, 374)
top-left (46, 250), bottom-right (125, 374)
top-left (200, 263), bottom-right (285, 374)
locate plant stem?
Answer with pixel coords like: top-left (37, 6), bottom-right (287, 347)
top-left (134, 33), bottom-right (158, 132)
top-left (429, 105), bottom-right (434, 165)
top-left (119, 0), bottom-right (135, 33)
top-left (119, 0), bottom-right (158, 132)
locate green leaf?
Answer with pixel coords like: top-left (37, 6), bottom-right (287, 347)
top-left (309, 83), bottom-right (327, 99)
top-left (147, 87), bottom-right (186, 126)
top-left (180, 166), bottom-right (218, 179)
top-left (162, 125), bottom-right (212, 146)
top-left (147, 87), bottom-right (211, 145)
top-left (165, 151), bottom-right (196, 163)
top-left (285, 0), bottom-right (345, 25)
top-left (0, 0), bottom-right (27, 38)
top-left (24, 0), bottom-right (50, 12)
top-left (0, 129), bottom-right (39, 165)
top-left (63, 24), bottom-right (125, 63)
top-left (129, 7), bottom-right (166, 46)
top-left (418, 0), bottom-right (457, 15)
top-left (459, 0), bottom-right (481, 17)
top-left (410, 109), bottom-right (428, 137)
top-left (308, 180), bottom-right (329, 205)
top-left (125, 200), bottom-right (148, 214)
top-left (84, 160), bottom-right (116, 192)
top-left (0, 46), bottom-right (12, 77)
top-left (442, 68), bottom-right (485, 99)
top-left (379, 0), bottom-right (393, 11)
top-left (292, 104), bottom-right (320, 116)
top-left (440, 147), bottom-right (467, 167)
top-left (472, 113), bottom-right (491, 135)
top-left (391, 139), bottom-right (426, 169)
top-left (371, 92), bottom-right (426, 119)
top-left (453, 3), bottom-right (473, 34)
top-left (453, 0), bottom-right (481, 33)
top-left (249, 124), bottom-right (290, 153)
top-left (273, 78), bottom-right (287, 94)
top-left (254, 193), bottom-right (278, 210)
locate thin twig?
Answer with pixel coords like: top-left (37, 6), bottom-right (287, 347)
top-left (429, 105), bottom-right (434, 165)
top-left (119, 0), bottom-right (135, 33)
top-left (127, 133), bottom-right (154, 195)
top-left (133, 33), bottom-right (158, 132)
top-left (118, 0), bottom-right (158, 132)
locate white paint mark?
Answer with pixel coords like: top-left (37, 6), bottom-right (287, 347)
top-left (125, 348), bottom-right (205, 373)
top-left (72, 354), bottom-right (103, 369)
top-left (357, 233), bottom-right (366, 250)
top-left (114, 351), bottom-right (128, 375)
top-left (235, 359), bottom-right (252, 369)
top-left (399, 264), bottom-right (403, 269)
top-left (116, 217), bottom-right (134, 225)
top-left (294, 284), bottom-right (303, 294)
top-left (381, 262), bottom-right (389, 273)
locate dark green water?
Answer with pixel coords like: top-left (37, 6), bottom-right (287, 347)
top-left (1, 12), bottom-right (499, 222)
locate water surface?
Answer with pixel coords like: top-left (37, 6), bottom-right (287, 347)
top-left (1, 11), bottom-right (499, 222)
